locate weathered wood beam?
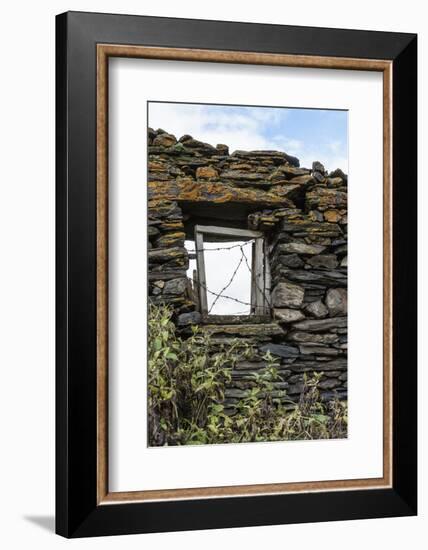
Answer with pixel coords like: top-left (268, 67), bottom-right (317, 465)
top-left (194, 228), bottom-right (208, 314)
top-left (195, 224), bottom-right (262, 239)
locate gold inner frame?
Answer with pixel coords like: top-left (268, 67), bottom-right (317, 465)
top-left (96, 44), bottom-right (393, 505)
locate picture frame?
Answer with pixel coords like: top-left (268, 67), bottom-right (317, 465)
top-left (56, 10), bottom-right (417, 538)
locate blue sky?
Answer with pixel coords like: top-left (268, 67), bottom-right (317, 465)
top-left (149, 102), bottom-right (348, 172)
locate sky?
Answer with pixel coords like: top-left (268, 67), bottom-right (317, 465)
top-left (148, 102), bottom-right (348, 172)
top-left (186, 240), bottom-right (253, 316)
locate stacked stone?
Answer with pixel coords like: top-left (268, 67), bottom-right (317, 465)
top-left (192, 319), bottom-right (291, 411)
top-left (147, 128), bottom-right (306, 209)
top-left (253, 161), bottom-right (348, 403)
top-left (147, 128), bottom-right (348, 407)
top-left (147, 199), bottom-right (195, 313)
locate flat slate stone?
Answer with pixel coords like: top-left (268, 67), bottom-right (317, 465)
top-left (288, 331), bottom-right (339, 344)
top-left (299, 344), bottom-right (340, 356)
top-left (273, 308), bottom-right (306, 323)
top-left (148, 179), bottom-right (296, 208)
top-left (274, 166), bottom-right (310, 180)
top-left (202, 323), bottom-right (285, 338)
top-left (288, 174), bottom-right (315, 185)
top-left (318, 378), bottom-right (341, 390)
top-left (278, 269), bottom-right (347, 287)
top-left (328, 168), bottom-right (348, 183)
top-left (287, 383), bottom-right (305, 394)
top-left (307, 254), bottom-right (338, 269)
top-left (305, 300), bottom-right (329, 319)
top-left (280, 220), bottom-right (341, 235)
top-left (275, 253), bottom-right (304, 268)
top-left (148, 246), bottom-right (186, 263)
top-left (152, 133), bottom-right (177, 147)
top-left (177, 311), bottom-right (202, 326)
top-left (232, 150), bottom-right (300, 167)
top-left (148, 269), bottom-right (187, 281)
top-left (289, 358), bottom-right (347, 372)
top-left (272, 281), bottom-right (305, 308)
top-left (148, 226), bottom-right (160, 238)
top-left (292, 317), bottom-right (347, 332)
top-left (306, 187), bottom-right (347, 211)
top-left (275, 242), bottom-right (326, 255)
top-left (260, 343), bottom-right (300, 359)
top-left (196, 166), bottom-right (218, 179)
top-left (326, 288), bottom-right (348, 316)
top-left (234, 361), bottom-right (270, 371)
top-left (220, 170), bottom-right (266, 181)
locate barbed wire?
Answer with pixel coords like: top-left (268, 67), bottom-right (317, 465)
top-left (150, 236), bottom-right (271, 313)
top-left (199, 280), bottom-right (253, 307)
top-left (186, 241), bottom-right (271, 313)
top-left (216, 310), bottom-right (253, 315)
top-left (208, 253), bottom-right (246, 313)
top-left (239, 244), bottom-right (272, 308)
top-left (185, 240), bottom-right (253, 254)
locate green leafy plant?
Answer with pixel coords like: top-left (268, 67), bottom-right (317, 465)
top-left (148, 304), bottom-right (347, 446)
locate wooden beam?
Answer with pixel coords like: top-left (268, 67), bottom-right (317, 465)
top-left (254, 237), bottom-right (264, 314)
top-left (192, 269), bottom-right (200, 311)
top-left (251, 241), bottom-right (256, 314)
top-left (264, 238), bottom-right (271, 314)
top-left (194, 228), bottom-right (208, 314)
top-left (195, 224), bottom-right (263, 239)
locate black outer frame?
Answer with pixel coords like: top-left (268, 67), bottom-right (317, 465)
top-left (56, 11), bottom-right (417, 538)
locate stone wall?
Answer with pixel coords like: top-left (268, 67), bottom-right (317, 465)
top-left (148, 128), bottom-right (348, 409)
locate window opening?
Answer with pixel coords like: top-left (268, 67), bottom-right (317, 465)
top-left (186, 225), bottom-right (271, 318)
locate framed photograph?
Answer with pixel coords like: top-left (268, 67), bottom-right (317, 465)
top-left (56, 11), bottom-right (417, 538)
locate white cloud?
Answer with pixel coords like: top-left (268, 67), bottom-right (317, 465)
top-left (268, 134), bottom-right (304, 155)
top-left (328, 140), bottom-right (343, 154)
top-left (298, 151), bottom-right (348, 173)
top-left (148, 103), bottom-right (293, 155)
top-left (185, 240), bottom-right (252, 315)
top-left (148, 102), bottom-right (347, 173)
